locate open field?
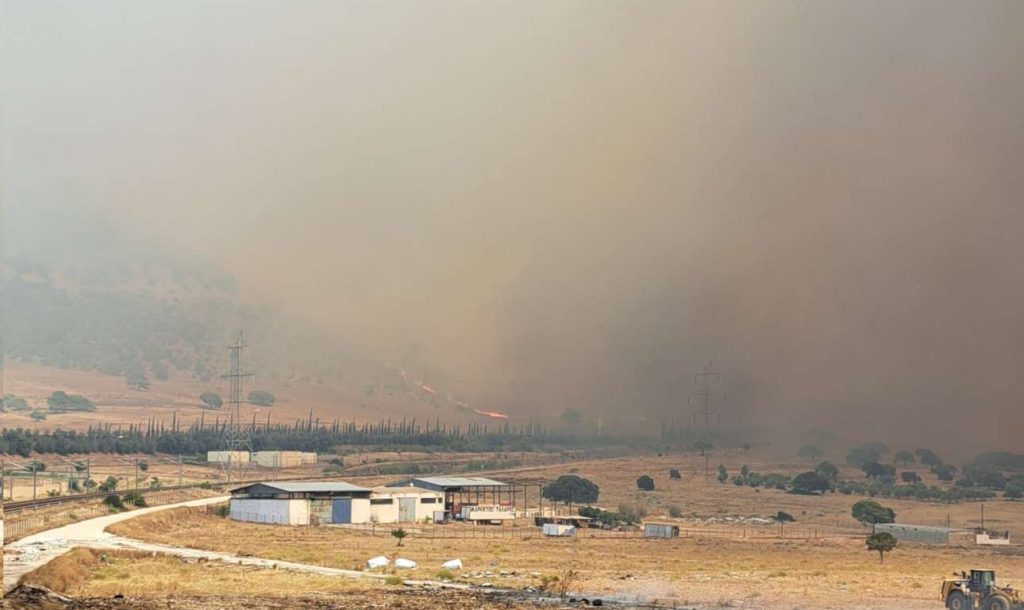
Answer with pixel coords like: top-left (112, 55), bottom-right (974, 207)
top-left (106, 453), bottom-right (1024, 609)
top-left (12, 549), bottom-right (560, 610)
top-left (1, 360), bottom-right (491, 433)
top-left (500, 452), bottom-right (1024, 536)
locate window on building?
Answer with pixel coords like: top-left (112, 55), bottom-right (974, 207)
top-left (370, 498), bottom-right (393, 505)
top-left (420, 497), bottom-right (438, 503)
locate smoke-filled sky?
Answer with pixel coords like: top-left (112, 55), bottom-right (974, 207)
top-left (4, 1), bottom-right (1024, 445)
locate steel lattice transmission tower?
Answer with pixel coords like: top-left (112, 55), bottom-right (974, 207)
top-left (221, 332), bottom-right (254, 482)
top-left (688, 362), bottom-right (726, 479)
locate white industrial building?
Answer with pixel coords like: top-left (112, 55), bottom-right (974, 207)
top-left (369, 485), bottom-right (444, 523)
top-left (230, 481), bottom-right (372, 525)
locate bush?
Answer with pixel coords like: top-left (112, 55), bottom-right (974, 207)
top-left (1005, 484), bottom-right (1023, 500)
top-left (199, 481), bottom-right (213, 490)
top-left (248, 390), bottom-right (276, 406)
top-left (215, 504), bottom-right (231, 517)
top-left (436, 568), bottom-right (455, 581)
top-left (122, 490), bottom-right (147, 507)
top-left (717, 465), bottom-right (728, 483)
top-left (200, 392), bottom-right (223, 409)
top-left (668, 505), bottom-right (683, 518)
top-left (103, 494), bottom-right (124, 511)
top-left (775, 511), bottom-right (796, 522)
top-left (669, 468), bottom-right (682, 480)
top-left (866, 532), bottom-right (897, 563)
top-left (636, 475), bottom-right (655, 491)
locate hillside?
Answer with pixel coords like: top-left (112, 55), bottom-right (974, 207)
top-left (0, 207), bottom-right (481, 430)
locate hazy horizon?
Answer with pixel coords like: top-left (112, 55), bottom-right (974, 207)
top-left (4, 1), bottom-right (1024, 448)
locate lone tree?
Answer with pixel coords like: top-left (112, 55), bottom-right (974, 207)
top-left (717, 464), bottom-right (728, 484)
top-left (866, 532), bottom-right (897, 563)
top-left (862, 461), bottom-right (896, 479)
top-left (248, 390), bottom-right (276, 406)
top-left (852, 500), bottom-right (896, 525)
top-left (200, 392), bottom-right (223, 409)
top-left (543, 475), bottom-right (600, 505)
top-left (391, 528), bottom-right (407, 547)
top-left (1005, 484), bottom-right (1024, 500)
top-left (636, 475), bottom-right (655, 491)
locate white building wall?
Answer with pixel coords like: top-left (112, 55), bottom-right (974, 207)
top-left (208, 451), bottom-right (250, 464)
top-left (230, 498), bottom-right (310, 525)
top-left (370, 500), bottom-right (399, 524)
top-left (350, 498), bottom-right (371, 524)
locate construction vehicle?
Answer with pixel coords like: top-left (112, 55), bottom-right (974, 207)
top-left (942, 569), bottom-right (1024, 610)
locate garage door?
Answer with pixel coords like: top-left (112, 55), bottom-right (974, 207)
top-left (332, 498), bottom-right (352, 523)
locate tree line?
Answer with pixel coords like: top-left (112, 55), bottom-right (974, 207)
top-left (0, 414), bottom-right (599, 457)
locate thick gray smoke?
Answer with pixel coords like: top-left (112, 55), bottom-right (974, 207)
top-left (3, 1), bottom-right (1024, 447)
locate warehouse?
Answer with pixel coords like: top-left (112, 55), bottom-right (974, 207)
top-left (369, 485), bottom-right (444, 523)
top-left (230, 481), bottom-right (371, 525)
top-left (387, 476), bottom-right (513, 521)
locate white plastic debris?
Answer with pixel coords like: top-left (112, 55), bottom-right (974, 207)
top-left (395, 557), bottom-right (418, 569)
top-left (441, 558), bottom-right (463, 570)
top-left (366, 555), bottom-right (389, 569)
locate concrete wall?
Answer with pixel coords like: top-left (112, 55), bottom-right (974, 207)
top-left (252, 451), bottom-right (304, 468)
top-left (300, 452), bottom-right (318, 465)
top-left (370, 499), bottom-right (399, 523)
top-left (230, 498), bottom-right (309, 525)
top-left (208, 451), bottom-right (250, 464)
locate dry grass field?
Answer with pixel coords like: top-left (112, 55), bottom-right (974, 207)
top-left (107, 453), bottom-right (1024, 609)
top-left (13, 549), bottom-right (558, 610)
top-left (0, 360), bottom-right (482, 433)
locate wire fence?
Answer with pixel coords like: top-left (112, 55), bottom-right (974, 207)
top-left (328, 521), bottom-right (866, 541)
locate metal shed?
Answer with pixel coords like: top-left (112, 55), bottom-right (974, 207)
top-left (644, 523), bottom-right (681, 539)
top-left (230, 481), bottom-right (372, 525)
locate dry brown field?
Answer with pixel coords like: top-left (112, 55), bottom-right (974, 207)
top-left (1, 360), bottom-right (481, 433)
top-left (106, 454), bottom-right (1024, 610)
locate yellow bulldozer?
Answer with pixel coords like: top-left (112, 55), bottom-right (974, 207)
top-left (942, 570), bottom-right (1024, 610)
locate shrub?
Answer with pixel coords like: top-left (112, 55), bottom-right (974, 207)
top-left (436, 568), bottom-right (455, 581)
top-left (103, 494), bottom-right (124, 511)
top-left (636, 475), bottom-right (655, 491)
top-left (668, 505), bottom-right (683, 518)
top-left (248, 390), bottom-right (276, 406)
top-left (669, 468), bottom-right (682, 480)
top-left (122, 490), bottom-right (147, 507)
top-left (1005, 484), bottom-right (1023, 500)
top-left (717, 465), bottom-right (728, 483)
top-left (392, 528), bottom-right (408, 546)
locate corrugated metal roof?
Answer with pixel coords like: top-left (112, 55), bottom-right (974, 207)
top-left (413, 476), bottom-right (508, 487)
top-left (235, 481), bottom-right (371, 493)
top-left (371, 485), bottom-right (442, 494)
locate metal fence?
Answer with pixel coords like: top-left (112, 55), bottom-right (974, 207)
top-left (330, 521), bottom-right (862, 541)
